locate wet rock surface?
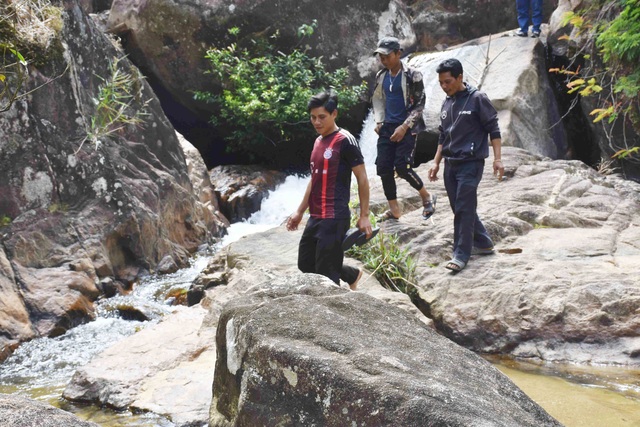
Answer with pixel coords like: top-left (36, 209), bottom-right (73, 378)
top-left (0, 393), bottom-right (99, 427)
top-left (209, 165), bottom-right (287, 222)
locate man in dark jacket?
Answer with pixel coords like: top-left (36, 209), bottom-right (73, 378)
top-left (371, 36), bottom-right (436, 221)
top-left (428, 58), bottom-right (504, 272)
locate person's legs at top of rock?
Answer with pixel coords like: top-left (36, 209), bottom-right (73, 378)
top-left (531, 0), bottom-right (543, 36)
top-left (516, 0), bottom-right (531, 35)
top-left (312, 218), bottom-right (351, 284)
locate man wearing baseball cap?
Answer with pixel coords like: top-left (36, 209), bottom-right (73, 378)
top-left (371, 36), bottom-right (436, 221)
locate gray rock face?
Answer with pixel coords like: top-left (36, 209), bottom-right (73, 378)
top-left (0, 0), bottom-right (222, 355)
top-left (0, 393), bottom-right (99, 427)
top-left (107, 0), bottom-right (400, 118)
top-left (210, 274), bottom-right (561, 427)
top-left (376, 146), bottom-right (640, 364)
top-left (547, 0), bottom-right (640, 179)
top-left (409, 0), bottom-right (555, 50)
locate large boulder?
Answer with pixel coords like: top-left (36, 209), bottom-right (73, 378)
top-left (0, 0), bottom-right (223, 354)
top-left (209, 165), bottom-right (287, 222)
top-left (62, 224), bottom-right (424, 425)
top-left (373, 146), bottom-right (640, 365)
top-left (209, 273), bottom-right (561, 427)
top-left (409, 0), bottom-right (556, 50)
top-left (177, 132), bottom-right (229, 231)
top-left (0, 393), bottom-right (99, 427)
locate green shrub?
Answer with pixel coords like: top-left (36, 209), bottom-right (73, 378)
top-left (194, 24), bottom-right (367, 164)
top-left (346, 213), bottom-right (417, 295)
top-left (555, 0), bottom-right (640, 163)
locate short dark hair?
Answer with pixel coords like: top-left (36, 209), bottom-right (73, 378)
top-left (307, 90), bottom-right (338, 113)
top-left (436, 58), bottom-right (463, 78)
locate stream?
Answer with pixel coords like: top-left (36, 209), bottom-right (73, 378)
top-left (1, 113), bottom-right (639, 426)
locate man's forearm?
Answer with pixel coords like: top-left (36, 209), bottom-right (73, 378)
top-left (490, 138), bottom-right (502, 161)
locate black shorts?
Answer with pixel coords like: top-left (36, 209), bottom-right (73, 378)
top-left (298, 217), bottom-right (351, 284)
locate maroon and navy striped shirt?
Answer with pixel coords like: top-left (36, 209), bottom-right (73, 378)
top-left (308, 128), bottom-right (364, 219)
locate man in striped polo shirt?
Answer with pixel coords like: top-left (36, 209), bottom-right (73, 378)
top-left (287, 91), bottom-right (372, 288)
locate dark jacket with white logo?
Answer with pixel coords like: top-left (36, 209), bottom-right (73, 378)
top-left (438, 83), bottom-right (501, 162)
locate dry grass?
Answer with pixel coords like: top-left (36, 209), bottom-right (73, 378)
top-left (596, 157), bottom-right (618, 175)
top-left (1, 0), bottom-right (63, 51)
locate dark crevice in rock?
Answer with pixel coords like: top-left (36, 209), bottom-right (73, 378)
top-left (545, 43), bottom-right (602, 168)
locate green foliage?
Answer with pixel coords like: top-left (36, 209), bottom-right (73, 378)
top-left (555, 1), bottom-right (640, 164)
top-left (78, 56), bottom-right (149, 152)
top-left (194, 24), bottom-right (367, 163)
top-left (297, 19), bottom-right (317, 39)
top-left (346, 214), bottom-right (417, 294)
top-left (0, 215), bottom-right (12, 226)
top-left (0, 45), bottom-right (28, 112)
top-left (596, 0), bottom-right (640, 64)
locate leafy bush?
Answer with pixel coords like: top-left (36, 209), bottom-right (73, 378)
top-left (0, 215), bottom-right (12, 227)
top-left (194, 24), bottom-right (367, 166)
top-left (554, 0), bottom-right (640, 164)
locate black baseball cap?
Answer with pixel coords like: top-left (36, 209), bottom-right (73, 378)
top-left (373, 36), bottom-right (402, 56)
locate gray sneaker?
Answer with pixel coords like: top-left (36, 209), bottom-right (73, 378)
top-left (515, 29), bottom-right (527, 37)
top-left (531, 31), bottom-right (541, 38)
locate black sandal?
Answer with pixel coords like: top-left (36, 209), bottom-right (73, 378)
top-left (422, 194), bottom-right (437, 219)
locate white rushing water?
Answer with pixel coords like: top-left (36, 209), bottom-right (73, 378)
top-left (0, 255), bottom-right (211, 398)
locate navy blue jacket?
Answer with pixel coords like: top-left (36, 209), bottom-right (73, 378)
top-left (438, 84), bottom-right (501, 162)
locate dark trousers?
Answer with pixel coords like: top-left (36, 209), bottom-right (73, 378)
top-left (516, 0), bottom-right (543, 33)
top-left (443, 160), bottom-right (493, 263)
top-left (298, 217), bottom-right (351, 284)
top-left (340, 264), bottom-right (360, 285)
top-left (376, 123), bottom-right (424, 200)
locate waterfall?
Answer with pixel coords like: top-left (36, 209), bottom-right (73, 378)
top-left (359, 110), bottom-right (378, 173)
top-left (222, 109), bottom-right (378, 246)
